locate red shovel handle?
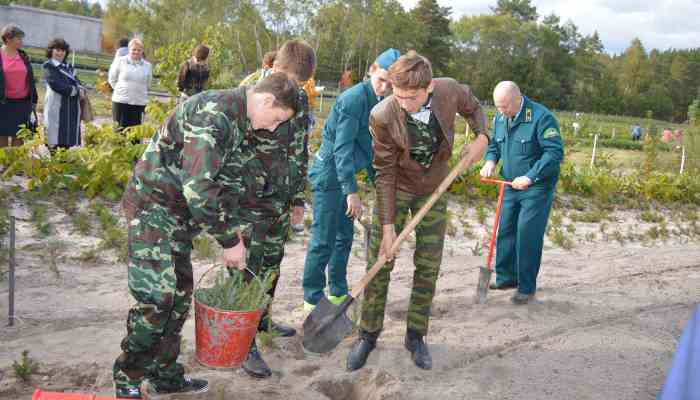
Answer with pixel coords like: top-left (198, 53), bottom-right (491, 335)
top-left (480, 177), bottom-right (512, 269)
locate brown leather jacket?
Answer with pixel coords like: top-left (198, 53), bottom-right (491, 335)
top-left (370, 78), bottom-right (489, 225)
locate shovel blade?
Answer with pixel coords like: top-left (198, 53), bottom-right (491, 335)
top-left (475, 266), bottom-right (492, 304)
top-left (302, 296), bottom-right (355, 354)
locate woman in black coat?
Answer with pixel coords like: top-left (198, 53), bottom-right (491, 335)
top-left (42, 38), bottom-right (82, 148)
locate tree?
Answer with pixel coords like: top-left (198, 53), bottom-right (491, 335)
top-left (491, 0), bottom-right (537, 23)
top-left (410, 0), bottom-right (452, 75)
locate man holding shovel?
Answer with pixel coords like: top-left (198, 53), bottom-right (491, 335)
top-left (480, 81), bottom-right (564, 304)
top-left (346, 51), bottom-right (489, 371)
top-left (113, 73), bottom-right (300, 399)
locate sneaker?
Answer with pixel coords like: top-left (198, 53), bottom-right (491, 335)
top-left (303, 301), bottom-right (316, 312)
top-left (327, 294), bottom-right (348, 305)
top-left (115, 386), bottom-right (142, 399)
top-left (510, 292), bottom-right (534, 305)
top-left (141, 377), bottom-right (209, 399)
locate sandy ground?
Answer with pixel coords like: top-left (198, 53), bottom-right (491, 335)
top-left (1, 186), bottom-right (699, 400)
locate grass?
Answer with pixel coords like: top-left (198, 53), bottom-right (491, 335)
top-left (640, 211), bottom-right (665, 223)
top-left (92, 202), bottom-right (128, 262)
top-left (70, 210), bottom-right (93, 236)
top-left (29, 203), bottom-right (51, 237)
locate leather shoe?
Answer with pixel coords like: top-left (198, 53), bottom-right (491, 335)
top-left (405, 330), bottom-right (432, 370)
top-left (242, 348), bottom-right (272, 378)
top-left (260, 320), bottom-right (297, 337)
top-left (510, 292), bottom-right (534, 304)
top-left (489, 281), bottom-right (518, 290)
top-left (346, 330), bottom-right (378, 371)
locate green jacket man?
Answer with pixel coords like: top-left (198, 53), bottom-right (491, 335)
top-left (481, 81), bottom-right (564, 304)
top-left (113, 73), bottom-right (299, 399)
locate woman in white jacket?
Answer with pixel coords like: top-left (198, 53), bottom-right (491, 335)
top-left (108, 38), bottom-right (151, 130)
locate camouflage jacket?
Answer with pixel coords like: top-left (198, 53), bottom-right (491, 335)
top-left (275, 88), bottom-right (310, 207)
top-left (122, 87), bottom-right (304, 248)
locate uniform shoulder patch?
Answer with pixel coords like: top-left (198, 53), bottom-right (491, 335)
top-left (543, 127), bottom-right (560, 139)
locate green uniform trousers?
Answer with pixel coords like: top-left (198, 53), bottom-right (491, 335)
top-left (360, 190), bottom-right (447, 336)
top-left (494, 185), bottom-right (555, 295)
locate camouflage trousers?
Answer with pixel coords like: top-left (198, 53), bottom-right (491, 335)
top-left (360, 190), bottom-right (447, 336)
top-left (113, 204), bottom-right (198, 392)
top-left (239, 212), bottom-right (290, 330)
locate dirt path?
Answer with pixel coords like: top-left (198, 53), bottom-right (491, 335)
top-left (0, 196), bottom-right (698, 399)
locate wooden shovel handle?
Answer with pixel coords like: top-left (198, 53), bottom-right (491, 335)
top-left (351, 155), bottom-right (476, 298)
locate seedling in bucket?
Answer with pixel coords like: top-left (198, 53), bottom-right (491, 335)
top-left (194, 266), bottom-right (275, 369)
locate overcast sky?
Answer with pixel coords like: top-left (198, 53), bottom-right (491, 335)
top-left (399, 0), bottom-right (700, 54)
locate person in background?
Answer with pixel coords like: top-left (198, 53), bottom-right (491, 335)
top-left (480, 81), bottom-right (564, 305)
top-left (109, 38), bottom-right (152, 130)
top-left (114, 38), bottom-right (129, 59)
top-left (177, 44), bottom-right (210, 99)
top-left (0, 24), bottom-right (37, 148)
top-left (258, 50), bottom-right (276, 82)
top-left (42, 38), bottom-right (83, 149)
top-left (631, 124), bottom-right (642, 141)
top-left (301, 49), bottom-right (400, 312)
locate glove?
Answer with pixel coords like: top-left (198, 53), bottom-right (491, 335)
top-left (480, 160), bottom-right (496, 177)
top-left (512, 176), bottom-right (532, 190)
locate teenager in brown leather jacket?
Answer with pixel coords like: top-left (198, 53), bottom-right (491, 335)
top-left (346, 51), bottom-right (490, 371)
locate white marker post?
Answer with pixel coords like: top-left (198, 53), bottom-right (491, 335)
top-left (680, 145), bottom-right (686, 175)
top-left (590, 133), bottom-right (599, 169)
top-left (316, 86), bottom-right (325, 113)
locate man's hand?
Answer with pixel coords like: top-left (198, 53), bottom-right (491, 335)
top-left (346, 193), bottom-right (362, 219)
top-left (222, 232), bottom-right (246, 270)
top-left (480, 160), bottom-right (496, 177)
top-left (512, 176), bottom-right (532, 190)
top-left (380, 224), bottom-right (397, 261)
top-left (291, 206), bottom-right (304, 225)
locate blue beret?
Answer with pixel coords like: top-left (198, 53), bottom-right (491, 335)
top-left (374, 48), bottom-right (400, 70)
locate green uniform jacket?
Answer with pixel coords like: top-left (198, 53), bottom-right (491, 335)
top-left (485, 96), bottom-right (564, 187)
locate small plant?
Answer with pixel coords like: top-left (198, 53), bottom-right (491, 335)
top-left (45, 240), bottom-right (65, 277)
top-left (76, 246), bottom-right (101, 263)
top-left (29, 203), bottom-right (51, 237)
top-left (549, 211), bottom-right (563, 228)
top-left (70, 210), bottom-right (92, 236)
top-left (13, 350), bottom-right (39, 382)
top-left (475, 203), bottom-right (487, 226)
top-left (584, 232), bottom-right (597, 242)
top-left (548, 226), bottom-right (573, 250)
top-left (640, 210), bottom-right (664, 224)
top-left (470, 240), bottom-right (482, 256)
top-left (612, 230), bottom-right (626, 245)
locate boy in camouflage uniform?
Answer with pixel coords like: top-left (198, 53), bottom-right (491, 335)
top-left (236, 39), bottom-right (316, 379)
top-left (346, 51), bottom-right (490, 371)
top-left (113, 72), bottom-right (299, 399)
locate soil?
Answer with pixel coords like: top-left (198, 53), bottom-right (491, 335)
top-left (1, 181), bottom-right (698, 400)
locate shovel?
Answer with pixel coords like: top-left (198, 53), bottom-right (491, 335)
top-left (474, 177), bottom-right (511, 304)
top-left (302, 155), bottom-right (478, 354)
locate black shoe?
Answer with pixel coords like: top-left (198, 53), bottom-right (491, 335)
top-left (489, 281), bottom-right (518, 290)
top-left (115, 386), bottom-right (142, 399)
top-left (405, 330), bottom-right (432, 370)
top-left (140, 377), bottom-right (209, 399)
top-left (346, 330), bottom-right (379, 371)
top-left (510, 292), bottom-right (534, 305)
top-left (259, 320), bottom-right (297, 337)
top-left (242, 348), bottom-right (272, 378)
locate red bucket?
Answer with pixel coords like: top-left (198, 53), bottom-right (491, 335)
top-left (194, 266), bottom-right (265, 369)
top-left (32, 389), bottom-right (117, 399)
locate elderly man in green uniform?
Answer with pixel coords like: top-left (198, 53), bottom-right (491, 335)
top-left (346, 51), bottom-right (490, 371)
top-left (480, 81), bottom-right (564, 304)
top-left (301, 48), bottom-right (400, 312)
top-left (112, 73), bottom-right (299, 399)
top-left (236, 39), bottom-right (317, 379)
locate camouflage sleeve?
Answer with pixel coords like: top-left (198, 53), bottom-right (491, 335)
top-left (180, 100), bottom-right (241, 248)
top-left (291, 90), bottom-right (310, 207)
